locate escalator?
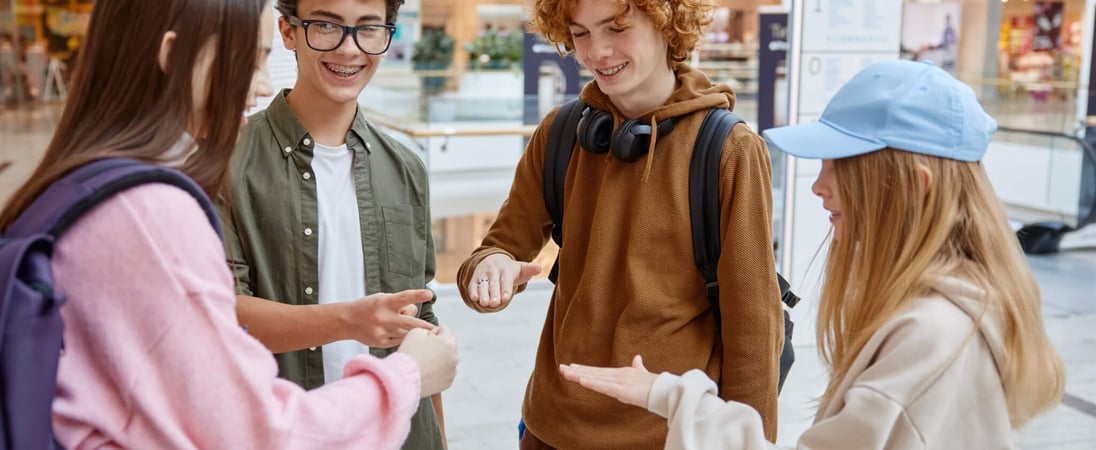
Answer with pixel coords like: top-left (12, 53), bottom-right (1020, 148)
top-left (994, 127), bottom-right (1096, 254)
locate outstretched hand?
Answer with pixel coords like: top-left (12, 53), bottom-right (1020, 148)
top-left (468, 254), bottom-right (541, 307)
top-left (559, 355), bottom-right (657, 408)
top-left (342, 289), bottom-right (436, 347)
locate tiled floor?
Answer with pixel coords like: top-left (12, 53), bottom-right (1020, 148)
top-left (3, 99), bottom-right (1094, 448)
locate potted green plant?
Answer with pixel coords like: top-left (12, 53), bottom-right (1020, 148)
top-left (464, 27), bottom-right (523, 70)
top-left (412, 28), bottom-right (454, 94)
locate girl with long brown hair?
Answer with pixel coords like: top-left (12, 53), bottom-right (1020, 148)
top-left (0, 0), bottom-right (456, 447)
top-left (559, 60), bottom-right (1065, 449)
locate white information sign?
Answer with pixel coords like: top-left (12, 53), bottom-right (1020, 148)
top-left (800, 0), bottom-right (904, 53)
top-left (795, 0), bottom-right (903, 120)
top-left (797, 53), bottom-right (893, 115)
top-left (780, 0), bottom-right (903, 315)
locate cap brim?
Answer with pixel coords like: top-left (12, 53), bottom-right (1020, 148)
top-left (762, 120), bottom-right (886, 160)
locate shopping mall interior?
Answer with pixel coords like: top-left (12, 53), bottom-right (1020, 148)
top-left (2, 0), bottom-right (1095, 448)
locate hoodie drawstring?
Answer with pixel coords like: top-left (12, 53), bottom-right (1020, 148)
top-left (642, 115), bottom-right (659, 183)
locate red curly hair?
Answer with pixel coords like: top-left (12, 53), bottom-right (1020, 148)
top-left (528, 0), bottom-right (716, 67)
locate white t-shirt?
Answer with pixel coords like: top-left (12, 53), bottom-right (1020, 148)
top-left (311, 142), bottom-right (368, 382)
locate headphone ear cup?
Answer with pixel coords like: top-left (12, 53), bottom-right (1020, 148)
top-left (611, 120), bottom-right (651, 163)
top-left (577, 108), bottom-right (613, 154)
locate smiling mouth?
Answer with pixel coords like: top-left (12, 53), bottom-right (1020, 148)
top-left (324, 62), bottom-right (363, 78)
top-left (596, 62), bottom-right (627, 77)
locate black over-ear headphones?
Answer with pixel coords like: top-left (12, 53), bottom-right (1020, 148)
top-left (576, 106), bottom-right (679, 163)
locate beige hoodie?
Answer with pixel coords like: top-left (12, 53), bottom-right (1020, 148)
top-left (648, 276), bottom-right (1014, 449)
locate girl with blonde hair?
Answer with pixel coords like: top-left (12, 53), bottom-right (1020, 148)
top-left (560, 59), bottom-right (1065, 449)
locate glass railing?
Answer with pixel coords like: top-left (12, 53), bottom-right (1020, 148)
top-left (364, 66), bottom-right (551, 125)
top-left (361, 68), bottom-right (543, 284)
top-left (988, 127), bottom-right (1096, 230)
top-left (21, 59), bottom-right (1076, 138)
top-left (966, 78), bottom-right (1083, 134)
top-left (362, 63), bottom-right (778, 162)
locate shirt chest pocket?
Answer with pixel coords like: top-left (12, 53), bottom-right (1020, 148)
top-left (381, 205), bottom-right (427, 278)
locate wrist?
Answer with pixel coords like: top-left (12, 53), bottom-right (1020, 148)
top-left (387, 351), bottom-right (424, 397)
top-left (329, 300), bottom-right (355, 342)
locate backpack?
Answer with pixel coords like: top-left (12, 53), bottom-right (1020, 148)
top-left (542, 100), bottom-right (800, 392)
top-left (0, 158), bottom-right (223, 450)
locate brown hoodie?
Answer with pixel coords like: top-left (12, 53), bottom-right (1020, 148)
top-left (457, 64), bottom-right (783, 448)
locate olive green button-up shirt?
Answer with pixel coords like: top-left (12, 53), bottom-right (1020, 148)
top-left (219, 90), bottom-right (441, 447)
top-left (222, 89), bottom-right (438, 377)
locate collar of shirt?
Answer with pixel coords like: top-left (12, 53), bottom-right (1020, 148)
top-left (162, 132), bottom-right (196, 167)
top-left (265, 89), bottom-right (376, 159)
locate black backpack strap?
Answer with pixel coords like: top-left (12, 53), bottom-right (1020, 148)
top-left (778, 273), bottom-right (799, 308)
top-left (6, 158), bottom-right (223, 241)
top-left (691, 110), bottom-right (800, 322)
top-left (690, 109), bottom-right (740, 329)
top-left (543, 99), bottom-right (585, 284)
top-left (692, 110), bottom-right (799, 394)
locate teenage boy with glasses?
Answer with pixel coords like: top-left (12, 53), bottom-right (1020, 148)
top-left (217, 1), bottom-right (447, 449)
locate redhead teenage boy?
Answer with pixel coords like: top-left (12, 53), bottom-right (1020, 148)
top-left (456, 0), bottom-right (784, 448)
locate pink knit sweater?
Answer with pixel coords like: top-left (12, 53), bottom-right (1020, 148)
top-left (50, 184), bottom-right (421, 449)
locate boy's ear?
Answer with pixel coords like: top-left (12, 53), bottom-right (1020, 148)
top-left (278, 16), bottom-right (297, 51)
top-left (158, 31), bottom-right (178, 73)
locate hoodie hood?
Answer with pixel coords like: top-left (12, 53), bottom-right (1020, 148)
top-left (929, 276), bottom-right (1008, 377)
top-left (577, 64), bottom-right (737, 181)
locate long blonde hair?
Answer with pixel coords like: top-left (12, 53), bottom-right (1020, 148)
top-left (816, 149), bottom-right (1064, 427)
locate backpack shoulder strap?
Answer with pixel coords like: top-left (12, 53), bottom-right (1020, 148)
top-left (0, 158), bottom-right (220, 450)
top-left (690, 111), bottom-right (800, 315)
top-left (690, 108), bottom-right (741, 329)
top-left (543, 99), bottom-right (585, 284)
top-left (4, 158), bottom-right (223, 241)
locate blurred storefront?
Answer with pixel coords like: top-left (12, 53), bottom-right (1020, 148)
top-left (897, 0), bottom-right (1087, 131)
top-left (997, 0), bottom-right (1085, 96)
top-left (1, 0), bottom-right (91, 105)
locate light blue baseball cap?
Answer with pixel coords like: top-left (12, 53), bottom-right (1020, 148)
top-left (762, 60), bottom-right (997, 162)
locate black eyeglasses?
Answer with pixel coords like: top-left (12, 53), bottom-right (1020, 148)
top-left (286, 15), bottom-right (396, 55)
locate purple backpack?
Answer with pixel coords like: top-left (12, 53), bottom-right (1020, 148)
top-left (0, 158), bottom-right (222, 449)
